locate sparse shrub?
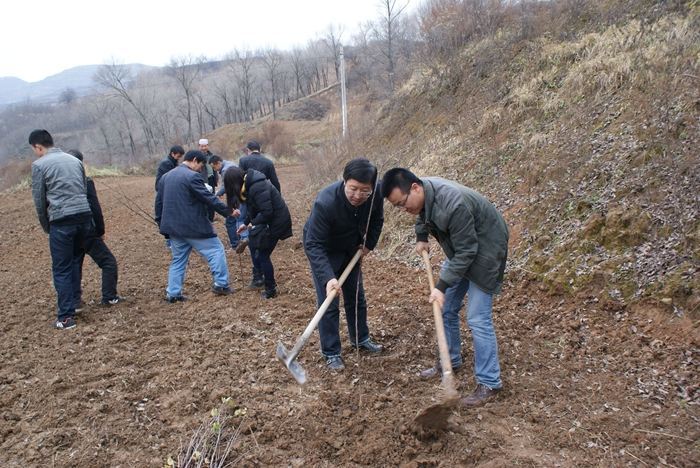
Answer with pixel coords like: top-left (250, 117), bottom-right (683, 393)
top-left (164, 398), bottom-right (248, 468)
top-left (268, 132), bottom-right (298, 160)
top-left (243, 121), bottom-right (300, 160)
top-left (276, 99), bottom-right (330, 121)
top-left (261, 120), bottom-right (285, 145)
top-left (0, 157), bottom-right (33, 192)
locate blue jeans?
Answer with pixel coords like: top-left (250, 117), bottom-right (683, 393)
top-left (312, 254), bottom-right (370, 358)
top-left (167, 236), bottom-right (229, 297)
top-left (225, 203), bottom-right (248, 248)
top-left (440, 261), bottom-right (502, 389)
top-left (50, 223), bottom-right (90, 321)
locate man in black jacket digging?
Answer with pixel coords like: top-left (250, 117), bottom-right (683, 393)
top-left (302, 158), bottom-right (384, 370)
top-left (67, 149), bottom-right (124, 309)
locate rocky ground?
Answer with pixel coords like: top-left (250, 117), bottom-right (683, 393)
top-left (1, 165), bottom-right (698, 467)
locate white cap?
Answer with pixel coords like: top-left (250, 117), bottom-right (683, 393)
top-left (199, 139), bottom-right (208, 145)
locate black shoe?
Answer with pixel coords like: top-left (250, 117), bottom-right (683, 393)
top-left (52, 317), bottom-right (76, 330)
top-left (461, 384), bottom-right (503, 407)
top-left (74, 301), bottom-right (85, 313)
top-left (100, 297), bottom-right (125, 306)
top-left (326, 356), bottom-right (345, 370)
top-left (165, 294), bottom-right (188, 303)
top-left (245, 268), bottom-right (264, 290)
top-left (353, 340), bottom-right (382, 353)
top-left (245, 281), bottom-right (264, 290)
top-left (212, 285), bottom-right (236, 295)
top-left (261, 282), bottom-right (277, 299)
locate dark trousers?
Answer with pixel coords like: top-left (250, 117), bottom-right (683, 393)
top-left (154, 194), bottom-right (170, 241)
top-left (312, 254), bottom-right (369, 357)
top-left (250, 238), bottom-right (279, 284)
top-left (49, 223), bottom-right (90, 321)
top-left (75, 231), bottom-right (119, 303)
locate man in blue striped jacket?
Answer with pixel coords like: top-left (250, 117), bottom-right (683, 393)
top-left (157, 150), bottom-right (234, 302)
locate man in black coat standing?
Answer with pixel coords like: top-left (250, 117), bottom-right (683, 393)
top-left (199, 139), bottom-right (219, 222)
top-left (238, 141), bottom-right (281, 194)
top-left (302, 158), bottom-right (384, 370)
top-left (67, 149), bottom-right (124, 308)
top-left (154, 145), bottom-right (185, 248)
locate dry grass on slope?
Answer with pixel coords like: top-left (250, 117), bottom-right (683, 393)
top-left (369, 8), bottom-right (700, 315)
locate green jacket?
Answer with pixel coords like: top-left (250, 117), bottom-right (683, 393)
top-left (416, 177), bottom-right (509, 295)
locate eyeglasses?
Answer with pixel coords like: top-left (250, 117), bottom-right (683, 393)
top-left (394, 191), bottom-right (410, 209)
top-left (345, 186), bottom-right (373, 198)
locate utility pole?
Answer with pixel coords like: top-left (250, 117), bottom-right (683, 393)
top-left (340, 45), bottom-right (348, 137)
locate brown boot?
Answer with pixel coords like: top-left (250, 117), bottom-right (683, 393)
top-left (419, 362), bottom-right (461, 381)
top-left (461, 384), bottom-right (503, 407)
top-left (420, 363), bottom-right (442, 381)
top-left (235, 239), bottom-right (249, 254)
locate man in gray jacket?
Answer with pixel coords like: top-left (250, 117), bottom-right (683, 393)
top-left (382, 168), bottom-right (509, 407)
top-left (30, 129), bottom-right (93, 330)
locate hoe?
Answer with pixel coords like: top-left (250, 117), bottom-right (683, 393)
top-left (277, 249), bottom-right (363, 384)
top-left (414, 250), bottom-right (460, 429)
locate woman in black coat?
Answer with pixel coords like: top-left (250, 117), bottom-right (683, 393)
top-left (224, 167), bottom-right (292, 298)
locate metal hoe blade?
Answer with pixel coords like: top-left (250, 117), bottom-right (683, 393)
top-left (414, 390), bottom-right (459, 430)
top-left (277, 341), bottom-right (307, 385)
top-left (276, 250), bottom-right (363, 384)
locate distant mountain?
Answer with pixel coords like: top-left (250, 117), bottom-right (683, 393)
top-left (0, 64), bottom-right (157, 108)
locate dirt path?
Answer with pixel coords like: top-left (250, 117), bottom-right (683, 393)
top-left (1, 165), bottom-right (698, 467)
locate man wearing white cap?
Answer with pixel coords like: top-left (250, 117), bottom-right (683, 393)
top-left (199, 139), bottom-right (219, 221)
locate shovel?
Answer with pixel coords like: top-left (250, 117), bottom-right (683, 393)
top-left (277, 249), bottom-right (363, 384)
top-left (413, 250), bottom-right (460, 430)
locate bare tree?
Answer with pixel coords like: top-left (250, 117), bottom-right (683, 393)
top-left (260, 47), bottom-right (285, 120)
top-left (289, 46), bottom-right (308, 99)
top-left (59, 88), bottom-right (78, 106)
top-left (227, 48), bottom-right (257, 122)
top-left (82, 94), bottom-right (116, 164)
top-left (320, 23), bottom-right (346, 81)
top-left (93, 59), bottom-right (157, 154)
top-left (168, 54), bottom-right (204, 145)
top-left (351, 21), bottom-right (381, 91)
top-left (373, 0), bottom-right (410, 90)
top-left (212, 79), bottom-right (237, 125)
top-left (306, 39), bottom-right (331, 92)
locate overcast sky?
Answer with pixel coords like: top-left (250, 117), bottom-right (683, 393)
top-left (3, 0), bottom-right (411, 83)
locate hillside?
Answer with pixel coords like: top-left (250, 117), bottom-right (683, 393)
top-left (352, 2), bottom-right (700, 318)
top-left (0, 64), bottom-right (157, 108)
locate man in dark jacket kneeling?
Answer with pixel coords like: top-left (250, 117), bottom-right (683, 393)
top-left (157, 150), bottom-right (234, 302)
